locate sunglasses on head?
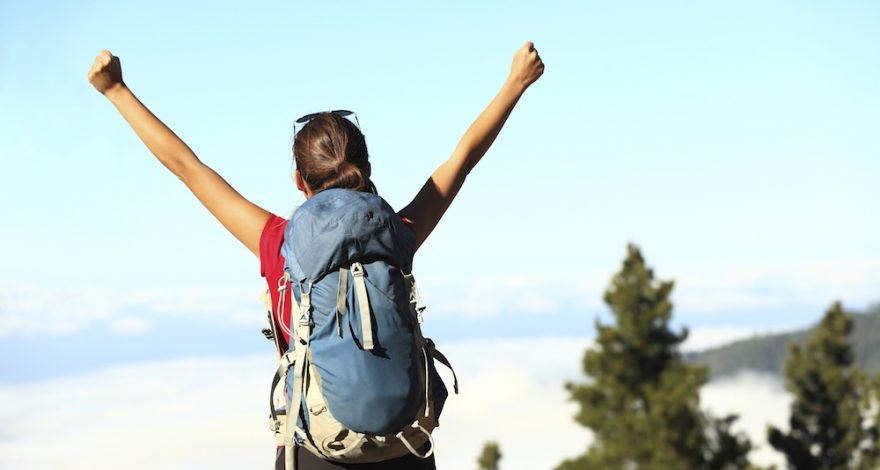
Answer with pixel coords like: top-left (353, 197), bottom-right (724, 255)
top-left (293, 109), bottom-right (360, 135)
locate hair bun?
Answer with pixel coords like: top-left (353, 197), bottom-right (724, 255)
top-left (318, 159), bottom-right (368, 193)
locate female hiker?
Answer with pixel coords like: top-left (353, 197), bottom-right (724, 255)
top-left (88, 41), bottom-right (544, 469)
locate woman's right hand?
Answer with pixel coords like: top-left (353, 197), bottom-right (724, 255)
top-left (508, 41), bottom-right (545, 91)
top-left (88, 49), bottom-right (125, 96)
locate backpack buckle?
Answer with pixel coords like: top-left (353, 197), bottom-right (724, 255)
top-left (351, 263), bottom-right (365, 277)
top-left (405, 273), bottom-right (426, 323)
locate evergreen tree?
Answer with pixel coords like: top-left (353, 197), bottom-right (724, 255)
top-left (860, 375), bottom-right (880, 469)
top-left (767, 302), bottom-right (868, 469)
top-left (705, 415), bottom-right (763, 470)
top-left (477, 441), bottom-right (501, 470)
top-left (874, 376), bottom-right (880, 467)
top-left (558, 244), bottom-right (752, 470)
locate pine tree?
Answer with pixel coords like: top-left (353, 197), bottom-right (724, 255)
top-left (477, 441), bottom-right (501, 470)
top-left (874, 376), bottom-right (880, 467)
top-left (876, 376), bottom-right (880, 462)
top-left (558, 244), bottom-right (752, 470)
top-left (859, 375), bottom-right (880, 469)
top-left (767, 302), bottom-right (867, 469)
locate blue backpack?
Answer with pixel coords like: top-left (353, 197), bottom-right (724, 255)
top-left (266, 188), bottom-right (458, 470)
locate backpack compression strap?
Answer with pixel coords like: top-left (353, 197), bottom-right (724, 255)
top-left (350, 262), bottom-right (374, 351)
top-left (425, 338), bottom-right (459, 394)
top-left (335, 267), bottom-right (348, 338)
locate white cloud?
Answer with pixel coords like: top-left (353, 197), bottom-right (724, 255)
top-left (421, 257), bottom-right (880, 321)
top-left (0, 284), bottom-right (266, 339)
top-left (673, 258), bottom-right (880, 314)
top-left (434, 366), bottom-right (592, 469)
top-left (439, 337), bottom-right (592, 386)
top-left (423, 274), bottom-right (604, 318)
top-left (0, 355), bottom-right (277, 470)
top-left (700, 371), bottom-right (791, 468)
top-left (0, 286), bottom-right (118, 336)
top-left (108, 316), bottom-right (154, 335)
top-left (432, 337), bottom-right (594, 468)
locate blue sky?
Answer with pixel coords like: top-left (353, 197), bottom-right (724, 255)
top-left (2, 0), bottom-right (879, 376)
top-left (0, 2), bottom-right (878, 466)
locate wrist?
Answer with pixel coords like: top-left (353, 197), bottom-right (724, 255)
top-left (104, 83), bottom-right (129, 102)
top-left (503, 76), bottom-right (527, 96)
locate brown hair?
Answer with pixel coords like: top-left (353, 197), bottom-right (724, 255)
top-left (293, 113), bottom-right (376, 194)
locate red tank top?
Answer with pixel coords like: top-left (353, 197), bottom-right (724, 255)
top-left (259, 214), bottom-right (293, 354)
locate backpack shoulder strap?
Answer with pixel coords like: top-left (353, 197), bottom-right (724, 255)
top-left (284, 280), bottom-right (313, 470)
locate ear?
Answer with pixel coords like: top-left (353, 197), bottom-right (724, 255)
top-left (294, 170), bottom-right (312, 198)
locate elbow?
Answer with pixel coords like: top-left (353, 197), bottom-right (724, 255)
top-left (167, 158), bottom-right (199, 183)
top-left (182, 163), bottom-right (209, 184)
top-left (162, 150), bottom-right (202, 182)
top-left (448, 148), bottom-right (480, 175)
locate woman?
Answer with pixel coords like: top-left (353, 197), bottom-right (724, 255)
top-left (88, 41), bottom-right (544, 469)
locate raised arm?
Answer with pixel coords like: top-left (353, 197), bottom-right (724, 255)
top-left (398, 41), bottom-right (544, 251)
top-left (88, 50), bottom-right (270, 257)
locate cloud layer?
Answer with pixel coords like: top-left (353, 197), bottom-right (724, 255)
top-left (0, 339), bottom-right (791, 469)
top-left (3, 257), bottom-right (876, 341)
top-left (0, 285), bottom-right (267, 339)
top-left (0, 355), bottom-right (276, 469)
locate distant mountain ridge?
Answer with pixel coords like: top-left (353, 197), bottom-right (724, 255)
top-left (687, 304), bottom-right (880, 380)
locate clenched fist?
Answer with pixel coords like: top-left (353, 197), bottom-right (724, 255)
top-left (509, 41), bottom-right (545, 90)
top-left (88, 49), bottom-right (124, 95)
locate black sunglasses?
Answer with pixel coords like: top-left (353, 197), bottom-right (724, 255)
top-left (293, 109), bottom-right (360, 135)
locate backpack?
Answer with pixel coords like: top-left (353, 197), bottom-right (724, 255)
top-left (262, 188), bottom-right (458, 470)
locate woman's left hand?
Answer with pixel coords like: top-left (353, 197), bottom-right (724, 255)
top-left (508, 41), bottom-right (545, 91)
top-left (88, 49), bottom-right (125, 96)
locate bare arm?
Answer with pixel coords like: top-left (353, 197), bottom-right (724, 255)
top-left (399, 41), bottom-right (545, 251)
top-left (88, 50), bottom-right (270, 257)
